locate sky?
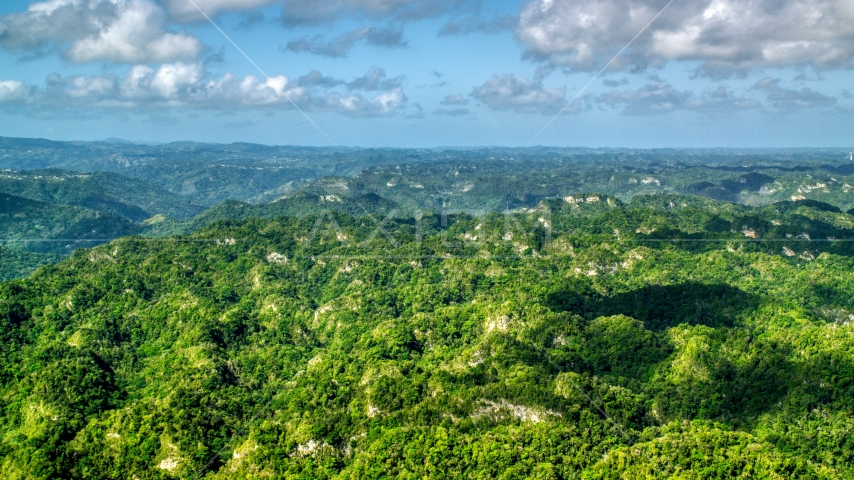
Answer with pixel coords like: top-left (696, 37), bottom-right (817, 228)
top-left (0, 0), bottom-right (852, 148)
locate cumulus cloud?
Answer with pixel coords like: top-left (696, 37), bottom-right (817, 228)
top-left (285, 27), bottom-right (405, 57)
top-left (597, 80), bottom-right (692, 115)
top-left (346, 68), bottom-right (403, 91)
top-left (297, 70), bottom-right (345, 88)
top-left (0, 81), bottom-right (28, 103)
top-left (437, 14), bottom-right (516, 36)
top-left (753, 77), bottom-right (837, 113)
top-left (517, 0), bottom-right (854, 75)
top-left (440, 94), bottom-right (468, 105)
top-left (322, 88), bottom-right (406, 116)
top-left (470, 74), bottom-right (568, 114)
top-left (122, 62), bottom-right (203, 100)
top-left (433, 107), bottom-right (470, 116)
top-left (0, 0), bottom-right (203, 63)
top-left (0, 63), bottom-right (408, 117)
top-left (597, 78), bottom-right (762, 115)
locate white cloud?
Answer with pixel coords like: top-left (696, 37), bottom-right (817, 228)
top-left (0, 0), bottom-right (203, 63)
top-left (440, 94), bottom-right (468, 105)
top-left (753, 77), bottom-right (837, 113)
top-left (597, 78), bottom-right (764, 115)
top-left (65, 74), bottom-right (118, 98)
top-left (285, 27), bottom-right (405, 58)
top-left (296, 70), bottom-right (345, 88)
top-left (203, 72), bottom-right (311, 107)
top-left (322, 88), bottom-right (406, 116)
top-left (517, 0), bottom-right (854, 75)
top-left (597, 80), bottom-right (693, 115)
top-left (0, 63), bottom-right (408, 117)
top-left (470, 74), bottom-right (568, 114)
top-left (437, 14), bottom-right (516, 36)
top-left (151, 63), bottom-right (203, 98)
top-left (346, 68), bottom-right (403, 91)
top-left (0, 81), bottom-right (28, 103)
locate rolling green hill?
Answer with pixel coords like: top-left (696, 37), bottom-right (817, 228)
top-left (0, 137), bottom-right (409, 206)
top-left (3, 137), bottom-right (853, 211)
top-left (295, 160), bottom-right (854, 215)
top-left (3, 138), bottom-right (854, 477)
top-left (0, 169), bottom-right (204, 221)
top-left (2, 197), bottom-right (854, 478)
top-left (0, 192), bottom-right (143, 254)
top-left (0, 246), bottom-right (62, 282)
top-left (139, 186), bottom-right (403, 238)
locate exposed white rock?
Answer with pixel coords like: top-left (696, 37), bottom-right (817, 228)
top-left (798, 183), bottom-right (829, 194)
top-left (314, 305), bottom-right (333, 322)
top-left (266, 252), bottom-right (288, 265)
top-left (485, 315), bottom-right (510, 334)
top-left (472, 399), bottom-right (562, 423)
top-left (158, 458), bottom-right (180, 472)
top-left (297, 440), bottom-right (332, 456)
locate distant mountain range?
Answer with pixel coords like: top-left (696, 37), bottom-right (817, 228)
top-left (101, 138), bottom-right (163, 146)
top-left (1, 135), bottom-right (854, 279)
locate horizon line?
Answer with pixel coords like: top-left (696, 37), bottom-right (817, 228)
top-left (1, 135), bottom-right (853, 152)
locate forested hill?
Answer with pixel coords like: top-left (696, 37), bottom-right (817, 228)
top-left (0, 192), bottom-right (143, 254)
top-left (324, 159), bottom-right (854, 214)
top-left (2, 137), bottom-right (853, 209)
top-left (0, 247), bottom-right (61, 282)
top-left (0, 169), bottom-right (204, 221)
top-left (2, 197), bottom-right (854, 478)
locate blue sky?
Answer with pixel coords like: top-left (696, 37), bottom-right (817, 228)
top-left (0, 0), bottom-right (852, 147)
